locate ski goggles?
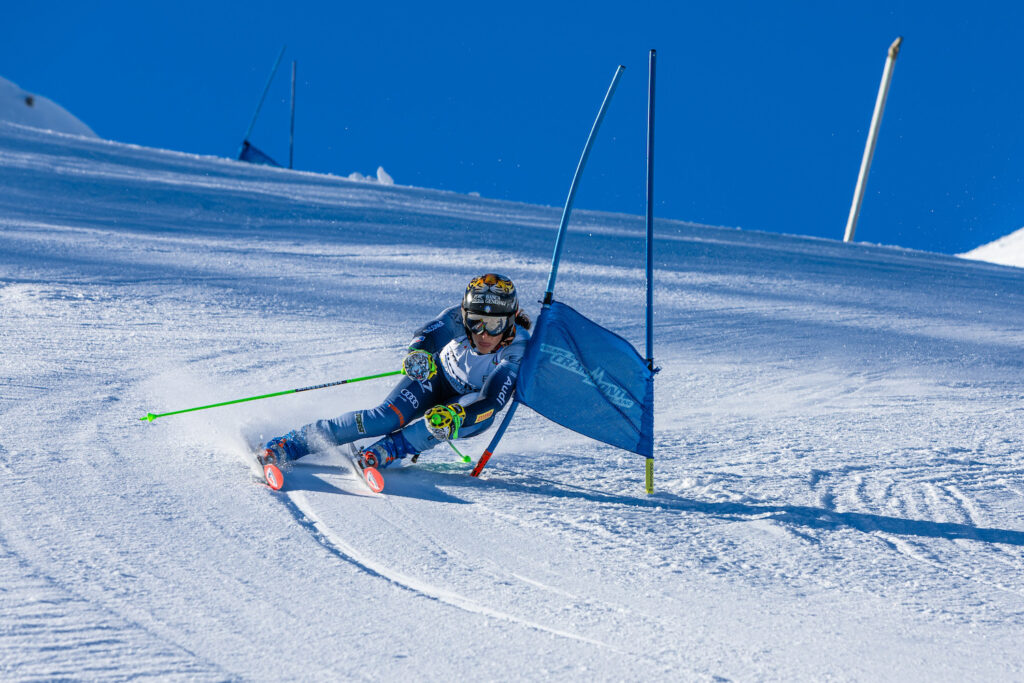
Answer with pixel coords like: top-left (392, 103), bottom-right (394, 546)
top-left (465, 313), bottom-right (512, 336)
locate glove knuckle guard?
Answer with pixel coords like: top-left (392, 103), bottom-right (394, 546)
top-left (425, 403), bottom-right (465, 440)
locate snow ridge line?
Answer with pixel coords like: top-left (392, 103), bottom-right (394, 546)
top-left (284, 490), bottom-right (622, 652)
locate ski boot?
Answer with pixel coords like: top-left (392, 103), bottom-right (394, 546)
top-left (262, 430), bottom-right (306, 466)
top-left (258, 431), bottom-right (305, 490)
top-left (360, 431), bottom-right (420, 469)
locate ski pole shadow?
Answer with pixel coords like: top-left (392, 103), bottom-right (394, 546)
top-left (466, 472), bottom-right (1024, 547)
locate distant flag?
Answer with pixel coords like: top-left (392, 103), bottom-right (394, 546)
top-left (238, 140), bottom-right (281, 167)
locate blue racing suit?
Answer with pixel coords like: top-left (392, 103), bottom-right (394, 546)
top-left (286, 305), bottom-right (528, 464)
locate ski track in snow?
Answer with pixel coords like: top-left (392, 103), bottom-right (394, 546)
top-left (3, 123), bottom-right (1024, 679)
top-left (284, 486), bottom-right (621, 651)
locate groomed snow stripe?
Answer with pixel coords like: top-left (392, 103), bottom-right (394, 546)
top-left (285, 490), bottom-right (621, 651)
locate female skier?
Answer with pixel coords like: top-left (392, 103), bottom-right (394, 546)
top-left (261, 273), bottom-right (530, 470)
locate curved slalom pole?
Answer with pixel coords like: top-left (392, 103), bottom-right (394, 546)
top-left (473, 65), bottom-right (625, 477)
top-left (471, 400), bottom-right (518, 477)
top-left (542, 64), bottom-right (625, 306)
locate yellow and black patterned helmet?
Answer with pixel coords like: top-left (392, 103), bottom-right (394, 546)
top-left (462, 273), bottom-right (518, 317)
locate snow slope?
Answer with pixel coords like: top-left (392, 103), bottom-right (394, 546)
top-left (961, 226), bottom-right (1024, 268)
top-left (1, 121), bottom-right (1023, 680)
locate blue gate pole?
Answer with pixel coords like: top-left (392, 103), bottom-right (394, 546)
top-left (644, 49), bottom-right (657, 494)
top-left (471, 65), bottom-right (626, 477)
top-left (237, 45), bottom-right (286, 159)
top-left (289, 60), bottom-right (297, 169)
top-left (645, 50), bottom-right (656, 369)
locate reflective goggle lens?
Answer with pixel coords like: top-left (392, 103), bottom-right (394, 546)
top-left (466, 313), bottom-right (511, 336)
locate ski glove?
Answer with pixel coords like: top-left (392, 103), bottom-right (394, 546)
top-left (424, 403), bottom-right (465, 441)
top-left (402, 349), bottom-right (437, 382)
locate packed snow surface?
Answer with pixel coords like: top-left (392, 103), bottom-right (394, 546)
top-left (961, 226), bottom-right (1024, 268)
top-left (1, 122), bottom-right (1023, 680)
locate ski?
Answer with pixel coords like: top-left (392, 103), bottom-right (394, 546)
top-left (342, 442), bottom-right (385, 493)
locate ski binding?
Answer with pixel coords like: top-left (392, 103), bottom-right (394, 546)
top-left (344, 443), bottom-right (385, 493)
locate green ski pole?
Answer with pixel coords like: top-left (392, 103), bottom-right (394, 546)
top-left (446, 441), bottom-right (472, 464)
top-left (140, 370), bottom-right (403, 422)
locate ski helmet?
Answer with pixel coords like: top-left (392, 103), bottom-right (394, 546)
top-left (461, 273), bottom-right (518, 339)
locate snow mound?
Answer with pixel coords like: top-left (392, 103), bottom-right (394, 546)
top-left (347, 165), bottom-right (394, 184)
top-left (0, 75), bottom-right (96, 138)
top-left (960, 226), bottom-right (1024, 268)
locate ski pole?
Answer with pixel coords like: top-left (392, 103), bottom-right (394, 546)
top-left (446, 441), bottom-right (471, 464)
top-left (139, 370), bottom-right (403, 422)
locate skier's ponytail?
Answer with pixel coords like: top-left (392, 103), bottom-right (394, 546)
top-left (514, 310), bottom-right (532, 330)
top-left (496, 310), bottom-right (532, 350)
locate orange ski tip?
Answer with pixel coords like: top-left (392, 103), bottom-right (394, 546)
top-left (263, 464), bottom-right (284, 491)
top-left (363, 467), bottom-right (385, 493)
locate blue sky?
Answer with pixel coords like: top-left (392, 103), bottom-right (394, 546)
top-left (5, 1), bottom-right (1021, 254)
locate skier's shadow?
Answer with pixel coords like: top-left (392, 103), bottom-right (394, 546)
top-left (377, 465), bottom-right (474, 505)
top-left (279, 464), bottom-right (352, 495)
top-left (463, 473), bottom-right (1024, 547)
top-left (285, 462), bottom-right (472, 504)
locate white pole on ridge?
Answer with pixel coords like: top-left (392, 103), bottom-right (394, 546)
top-left (844, 37), bottom-right (903, 244)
